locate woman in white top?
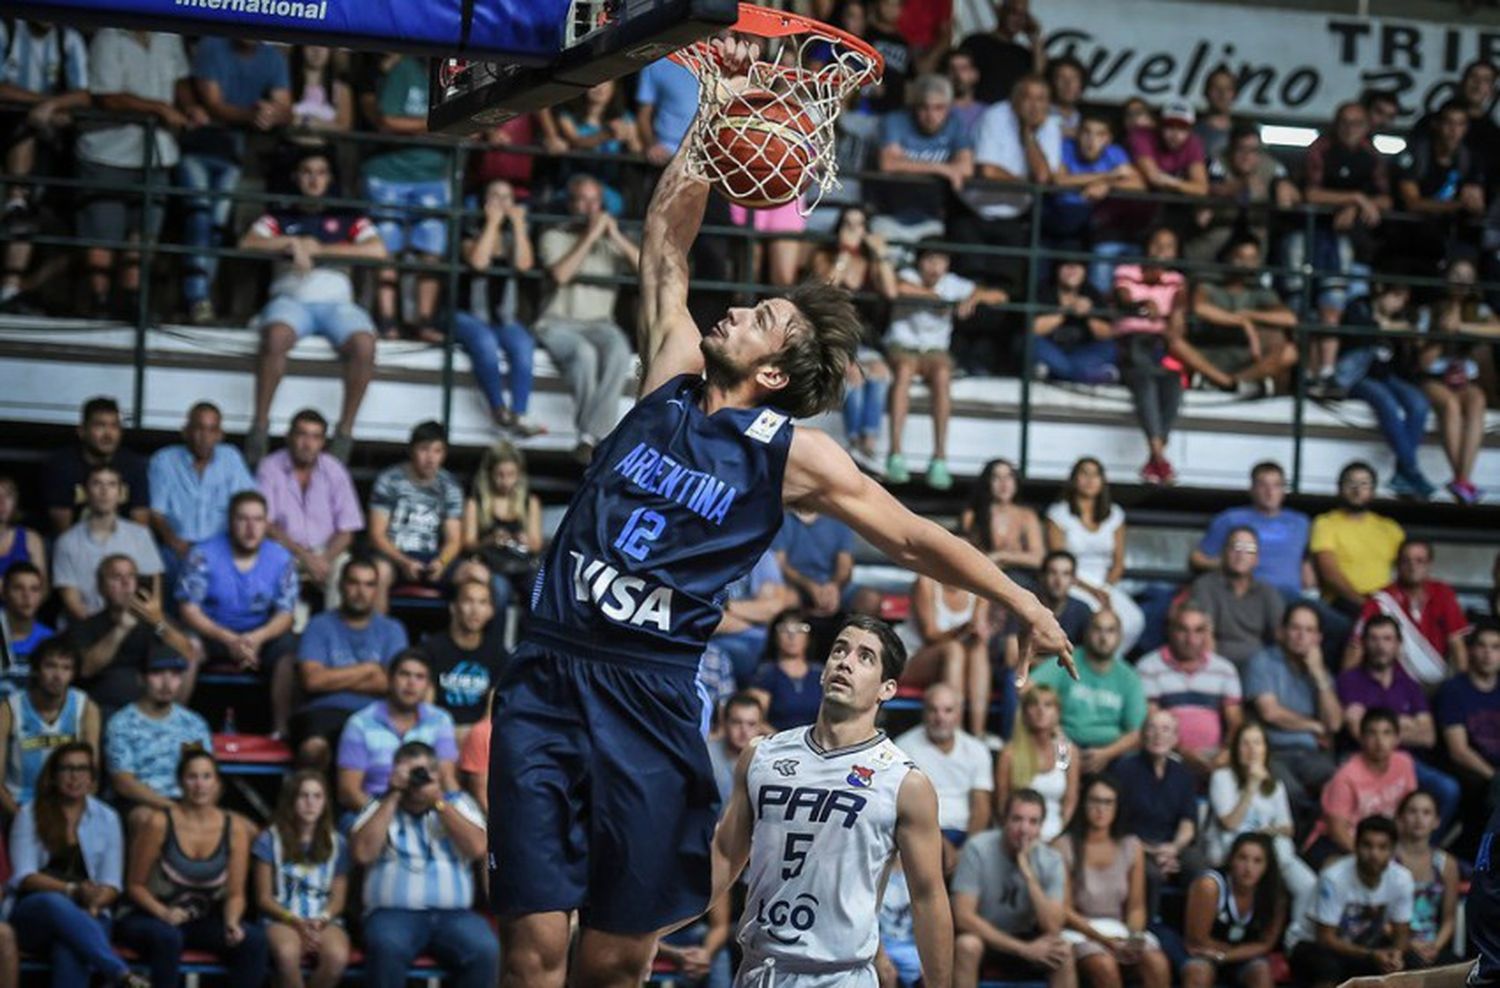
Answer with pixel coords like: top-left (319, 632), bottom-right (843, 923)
top-left (995, 684), bottom-right (1078, 843)
top-left (1044, 457), bottom-right (1145, 652)
top-left (898, 574), bottom-right (993, 737)
top-left (1206, 721), bottom-right (1315, 929)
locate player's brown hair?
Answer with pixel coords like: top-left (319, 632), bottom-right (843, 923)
top-left (775, 281), bottom-right (863, 419)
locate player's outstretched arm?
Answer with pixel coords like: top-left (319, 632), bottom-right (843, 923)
top-left (896, 771), bottom-right (954, 988)
top-left (785, 428), bottom-right (1077, 683)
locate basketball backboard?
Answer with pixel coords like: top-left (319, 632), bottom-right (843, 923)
top-left (426, 0), bottom-right (738, 134)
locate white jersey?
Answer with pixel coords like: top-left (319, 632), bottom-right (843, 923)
top-left (736, 727), bottom-right (915, 985)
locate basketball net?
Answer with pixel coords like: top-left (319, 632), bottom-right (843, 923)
top-left (671, 4), bottom-right (883, 213)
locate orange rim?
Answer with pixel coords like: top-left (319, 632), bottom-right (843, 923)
top-left (670, 2), bottom-right (883, 86)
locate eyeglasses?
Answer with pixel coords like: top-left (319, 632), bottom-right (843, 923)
top-left (57, 764), bottom-right (93, 775)
top-left (1228, 541), bottom-right (1259, 554)
top-left (1086, 796), bottom-right (1117, 807)
top-left (778, 622), bottom-right (812, 634)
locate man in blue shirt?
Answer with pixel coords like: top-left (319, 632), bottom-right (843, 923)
top-left (872, 74), bottom-right (974, 247)
top-left (1111, 709), bottom-right (1204, 915)
top-left (177, 38), bottom-right (290, 323)
top-left (291, 556), bottom-right (407, 769)
top-left (148, 402), bottom-right (256, 567)
top-left (1, 562), bottom-right (52, 681)
top-left (636, 57), bottom-right (699, 165)
top-left (1046, 112), bottom-right (1143, 292)
top-left (708, 547), bottom-right (797, 686)
top-left (176, 490), bottom-right (297, 736)
top-left (103, 651), bottom-right (212, 826)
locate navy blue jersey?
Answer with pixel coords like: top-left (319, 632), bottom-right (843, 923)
top-left (1472, 803), bottom-right (1500, 985)
top-left (525, 374), bottom-right (794, 671)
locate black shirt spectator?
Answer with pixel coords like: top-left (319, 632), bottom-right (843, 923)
top-left (418, 580), bottom-right (508, 729)
top-left (43, 397), bottom-right (150, 533)
top-left (69, 555), bottom-right (197, 715)
top-left (1303, 104), bottom-right (1391, 233)
top-left (957, 0), bottom-right (1041, 105)
top-left (1413, 60), bottom-right (1500, 173)
top-left (1394, 101), bottom-right (1487, 266)
top-left (865, 0), bottom-right (913, 113)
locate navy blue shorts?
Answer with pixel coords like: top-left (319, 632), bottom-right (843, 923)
top-left (487, 646), bottom-right (721, 933)
top-left (1471, 853), bottom-right (1499, 987)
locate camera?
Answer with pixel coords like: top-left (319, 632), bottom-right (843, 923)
top-left (406, 766), bottom-right (433, 789)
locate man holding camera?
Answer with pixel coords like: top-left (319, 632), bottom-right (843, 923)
top-left (350, 739), bottom-right (499, 988)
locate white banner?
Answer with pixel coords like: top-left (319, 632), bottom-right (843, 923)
top-left (1016, 0), bottom-right (1500, 124)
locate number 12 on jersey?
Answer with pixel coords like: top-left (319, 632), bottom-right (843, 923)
top-left (613, 507), bottom-right (667, 561)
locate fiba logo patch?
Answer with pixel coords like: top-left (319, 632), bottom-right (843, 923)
top-left (846, 765), bottom-right (874, 788)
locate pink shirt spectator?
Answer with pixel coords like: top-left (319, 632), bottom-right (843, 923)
top-left (1113, 265), bottom-right (1185, 336)
top-left (1313, 750), bottom-right (1417, 843)
top-left (1126, 126), bottom-right (1206, 179)
top-left (256, 449), bottom-right (364, 553)
top-left (1137, 646), bottom-right (1243, 755)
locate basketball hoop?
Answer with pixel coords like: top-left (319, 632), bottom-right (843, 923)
top-left (670, 4), bottom-right (882, 213)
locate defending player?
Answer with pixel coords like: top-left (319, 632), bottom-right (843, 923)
top-left (711, 616), bottom-right (953, 987)
top-left (1336, 798), bottom-right (1498, 988)
top-left (489, 38), bottom-right (1071, 987)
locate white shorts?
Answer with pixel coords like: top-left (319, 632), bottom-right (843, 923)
top-left (733, 959), bottom-right (879, 988)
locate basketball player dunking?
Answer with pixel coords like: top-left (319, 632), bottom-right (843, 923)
top-left (488, 39), bottom-right (1072, 987)
top-left (1335, 799), bottom-right (1499, 988)
top-left (712, 616), bottom-right (952, 987)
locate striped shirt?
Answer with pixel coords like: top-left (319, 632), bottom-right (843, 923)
top-left (5, 689), bottom-right (88, 804)
top-left (0, 22), bottom-right (88, 96)
top-left (353, 793), bottom-right (484, 912)
top-left (336, 701), bottom-right (458, 799)
top-left (251, 828), bottom-right (349, 921)
top-left (1137, 646), bottom-right (1242, 755)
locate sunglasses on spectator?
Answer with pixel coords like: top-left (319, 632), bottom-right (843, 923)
top-left (778, 621), bottom-right (812, 634)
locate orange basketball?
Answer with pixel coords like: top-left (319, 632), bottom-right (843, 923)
top-left (704, 90), bottom-right (817, 209)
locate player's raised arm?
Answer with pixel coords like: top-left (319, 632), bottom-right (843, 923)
top-left (786, 428), bottom-right (1077, 683)
top-left (638, 38), bottom-right (760, 395)
top-left (638, 131), bottom-right (708, 395)
top-left (895, 770), bottom-right (954, 988)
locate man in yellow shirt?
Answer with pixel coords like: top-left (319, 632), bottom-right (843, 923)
top-left (1310, 461), bottom-right (1405, 618)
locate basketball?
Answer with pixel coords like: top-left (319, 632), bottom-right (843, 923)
top-left (703, 89), bottom-right (817, 209)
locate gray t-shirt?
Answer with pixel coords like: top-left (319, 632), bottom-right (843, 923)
top-left (1242, 646), bottom-right (1321, 751)
top-left (1187, 571), bottom-right (1285, 665)
top-left (76, 30), bottom-right (188, 169)
top-left (52, 518), bottom-right (166, 617)
top-left (369, 465), bottom-right (463, 560)
top-left (950, 829), bottom-right (1064, 934)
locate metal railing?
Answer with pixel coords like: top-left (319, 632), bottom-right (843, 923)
top-left (4, 107), bottom-right (1499, 491)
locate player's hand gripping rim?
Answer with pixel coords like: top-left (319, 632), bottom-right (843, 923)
top-left (707, 36), bottom-right (761, 98)
top-left (1014, 607), bottom-right (1078, 690)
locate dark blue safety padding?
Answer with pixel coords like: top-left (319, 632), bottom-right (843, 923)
top-left (4, 0), bottom-right (573, 61)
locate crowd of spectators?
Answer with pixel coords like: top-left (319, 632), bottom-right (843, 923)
top-left (3, 5), bottom-right (1500, 496)
top-left (0, 1), bottom-right (1498, 986)
top-left (0, 384), bottom-right (1492, 986)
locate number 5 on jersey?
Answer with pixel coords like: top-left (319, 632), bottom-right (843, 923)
top-left (782, 832), bottom-right (814, 880)
top-left (614, 507), bottom-right (667, 561)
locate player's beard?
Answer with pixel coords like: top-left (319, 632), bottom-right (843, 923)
top-left (701, 338), bottom-right (755, 392)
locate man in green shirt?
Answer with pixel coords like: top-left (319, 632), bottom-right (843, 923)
top-left (1032, 609), bottom-right (1146, 774)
